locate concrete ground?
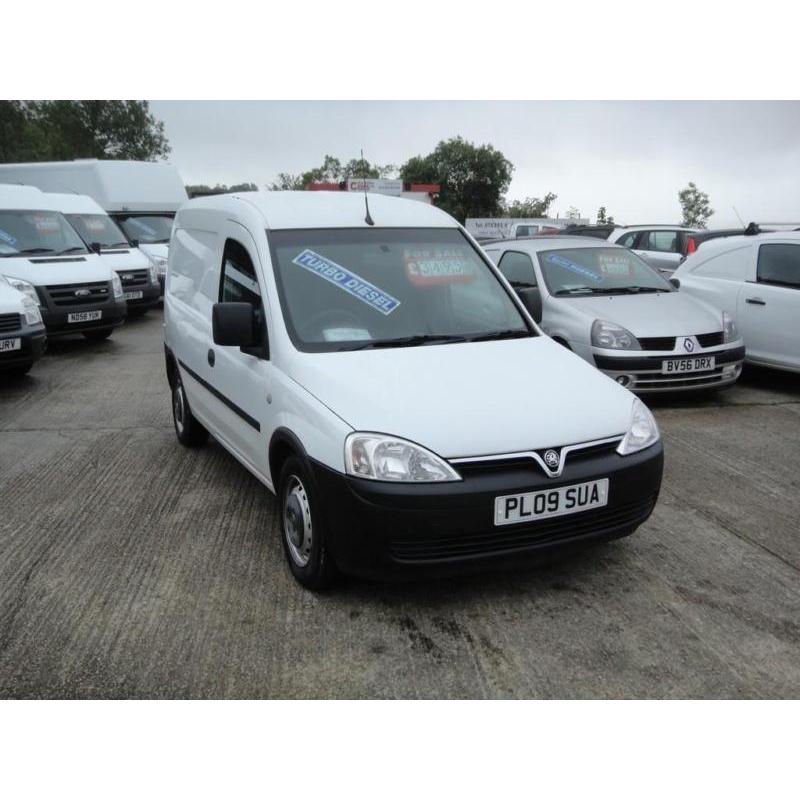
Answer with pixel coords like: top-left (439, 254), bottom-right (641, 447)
top-left (0, 313), bottom-right (798, 699)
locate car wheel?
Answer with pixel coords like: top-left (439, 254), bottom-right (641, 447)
top-left (279, 454), bottom-right (336, 590)
top-left (82, 327), bottom-right (113, 341)
top-left (127, 307), bottom-right (148, 318)
top-left (172, 372), bottom-right (208, 447)
top-left (5, 362), bottom-right (33, 378)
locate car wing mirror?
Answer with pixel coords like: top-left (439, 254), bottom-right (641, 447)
top-left (669, 277), bottom-right (680, 290)
top-left (129, 238), bottom-right (140, 248)
top-left (90, 242), bottom-right (103, 255)
top-left (213, 302), bottom-right (259, 348)
top-left (515, 286), bottom-right (543, 324)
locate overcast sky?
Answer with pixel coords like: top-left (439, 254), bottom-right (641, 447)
top-left (150, 101), bottom-right (800, 227)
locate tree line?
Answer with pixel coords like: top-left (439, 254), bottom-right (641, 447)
top-left (0, 101), bottom-right (714, 227)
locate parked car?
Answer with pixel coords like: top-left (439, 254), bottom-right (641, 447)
top-left (0, 184), bottom-right (127, 341)
top-left (164, 191), bottom-right (663, 588)
top-left (674, 231), bottom-right (800, 373)
top-left (607, 224), bottom-right (699, 273)
top-left (482, 237), bottom-right (745, 393)
top-left (0, 159), bottom-right (188, 294)
top-left (562, 224), bottom-right (617, 240)
top-left (0, 273), bottom-right (46, 377)
top-left (47, 193), bottom-right (161, 316)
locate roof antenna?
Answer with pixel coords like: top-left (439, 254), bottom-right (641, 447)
top-left (733, 206), bottom-right (745, 227)
top-left (361, 149), bottom-right (374, 226)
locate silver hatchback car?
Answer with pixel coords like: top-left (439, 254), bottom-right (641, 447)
top-left (483, 237), bottom-right (745, 393)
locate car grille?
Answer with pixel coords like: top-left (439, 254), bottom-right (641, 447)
top-left (637, 332), bottom-right (725, 351)
top-left (389, 492), bottom-right (659, 562)
top-left (634, 369), bottom-right (728, 390)
top-left (44, 281), bottom-right (110, 307)
top-left (0, 313), bottom-right (22, 333)
top-left (117, 269), bottom-right (149, 289)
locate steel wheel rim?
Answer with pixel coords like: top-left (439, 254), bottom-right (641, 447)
top-left (283, 476), bottom-right (312, 567)
top-left (173, 383), bottom-right (185, 435)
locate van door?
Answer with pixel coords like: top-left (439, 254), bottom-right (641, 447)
top-left (737, 242), bottom-right (800, 369)
top-left (207, 231), bottom-right (272, 479)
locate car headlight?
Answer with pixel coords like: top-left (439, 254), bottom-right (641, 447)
top-left (722, 311), bottom-right (738, 343)
top-left (591, 319), bottom-right (640, 350)
top-left (148, 263), bottom-right (159, 284)
top-left (617, 398), bottom-right (660, 456)
top-left (111, 273), bottom-right (124, 299)
top-left (22, 296), bottom-right (43, 326)
top-left (345, 432), bottom-right (462, 483)
top-left (146, 253), bottom-right (168, 277)
top-left (4, 276), bottom-right (41, 308)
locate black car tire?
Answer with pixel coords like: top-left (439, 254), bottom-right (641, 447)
top-left (82, 327), bottom-right (114, 341)
top-left (172, 372), bottom-right (208, 447)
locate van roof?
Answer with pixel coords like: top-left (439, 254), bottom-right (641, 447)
top-left (482, 236), bottom-right (625, 252)
top-left (45, 192), bottom-right (108, 216)
top-left (0, 183), bottom-right (60, 211)
top-left (186, 190), bottom-right (458, 230)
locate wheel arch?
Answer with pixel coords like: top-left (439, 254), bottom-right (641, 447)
top-left (268, 427), bottom-right (310, 490)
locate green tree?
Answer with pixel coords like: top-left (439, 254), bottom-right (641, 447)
top-left (268, 173), bottom-right (305, 190)
top-left (597, 205), bottom-right (616, 225)
top-left (0, 100), bottom-right (170, 163)
top-left (678, 182), bottom-right (714, 228)
top-left (186, 182), bottom-right (258, 197)
top-left (506, 192), bottom-right (557, 218)
top-left (400, 136), bottom-right (513, 223)
top-left (297, 154), bottom-right (395, 187)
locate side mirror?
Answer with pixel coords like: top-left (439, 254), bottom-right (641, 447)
top-left (129, 238), bottom-right (140, 248)
top-left (669, 277), bottom-right (680, 290)
top-left (90, 242), bottom-right (103, 255)
top-left (212, 302), bottom-right (258, 348)
top-left (516, 286), bottom-right (543, 324)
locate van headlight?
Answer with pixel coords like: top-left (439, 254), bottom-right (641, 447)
top-left (146, 253), bottom-right (168, 277)
top-left (722, 311), bottom-right (738, 343)
top-left (22, 297), bottom-right (43, 326)
top-left (4, 276), bottom-right (41, 308)
top-left (345, 433), bottom-right (462, 482)
top-left (591, 319), bottom-right (640, 350)
top-left (111, 273), bottom-right (124, 299)
top-left (148, 264), bottom-right (159, 284)
top-left (617, 398), bottom-right (660, 456)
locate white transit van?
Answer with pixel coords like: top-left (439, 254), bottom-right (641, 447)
top-left (0, 185), bottom-right (126, 341)
top-left (0, 159), bottom-right (188, 293)
top-left (47, 193), bottom-right (161, 315)
top-left (164, 191), bottom-right (663, 588)
top-left (0, 274), bottom-right (46, 376)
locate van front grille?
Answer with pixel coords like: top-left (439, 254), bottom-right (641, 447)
top-left (0, 313), bottom-right (22, 333)
top-left (43, 281), bottom-right (111, 307)
top-left (117, 269), bottom-right (149, 289)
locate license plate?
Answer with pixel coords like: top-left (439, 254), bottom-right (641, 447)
top-left (494, 478), bottom-right (609, 526)
top-left (123, 291), bottom-right (143, 301)
top-left (67, 310), bottom-right (102, 324)
top-left (662, 356), bottom-right (715, 374)
top-left (0, 337), bottom-right (21, 352)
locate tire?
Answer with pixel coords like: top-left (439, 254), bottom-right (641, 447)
top-left (127, 307), bottom-right (148, 318)
top-left (82, 327), bottom-right (113, 341)
top-left (5, 362), bottom-right (33, 378)
top-left (278, 454), bottom-right (337, 590)
top-left (171, 372), bottom-right (208, 447)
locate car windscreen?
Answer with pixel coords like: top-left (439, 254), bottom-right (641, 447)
top-left (268, 227), bottom-right (533, 352)
top-left (117, 214), bottom-right (174, 244)
top-left (66, 213), bottom-right (129, 249)
top-left (0, 209), bottom-right (89, 257)
top-left (537, 247), bottom-right (673, 296)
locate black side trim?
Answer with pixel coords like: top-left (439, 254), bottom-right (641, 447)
top-left (177, 358), bottom-right (261, 431)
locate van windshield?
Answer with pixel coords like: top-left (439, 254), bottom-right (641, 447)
top-left (538, 247), bottom-right (673, 296)
top-left (117, 214), bottom-right (174, 244)
top-left (269, 228), bottom-right (533, 352)
top-left (0, 210), bottom-right (89, 257)
top-left (66, 213), bottom-right (129, 249)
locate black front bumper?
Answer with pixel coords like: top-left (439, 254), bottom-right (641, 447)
top-left (310, 442), bottom-right (664, 580)
top-left (122, 281), bottom-right (161, 309)
top-left (41, 299), bottom-right (127, 336)
top-left (0, 321), bottom-right (47, 372)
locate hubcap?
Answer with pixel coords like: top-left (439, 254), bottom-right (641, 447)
top-left (283, 476), bottom-right (312, 567)
top-left (173, 383), bottom-right (185, 434)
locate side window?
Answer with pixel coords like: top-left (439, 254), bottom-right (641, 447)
top-left (693, 246), bottom-right (751, 281)
top-left (616, 232), bottom-right (639, 248)
top-left (757, 244), bottom-right (800, 288)
top-left (497, 250), bottom-right (537, 287)
top-left (643, 230), bottom-right (679, 253)
top-left (220, 239), bottom-right (261, 308)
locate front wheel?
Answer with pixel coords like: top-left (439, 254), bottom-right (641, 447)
top-left (278, 455), bottom-right (337, 590)
top-left (82, 327), bottom-right (113, 341)
top-left (172, 373), bottom-right (208, 447)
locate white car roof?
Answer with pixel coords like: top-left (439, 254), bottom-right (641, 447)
top-left (183, 190), bottom-right (458, 230)
top-left (612, 224), bottom-right (697, 232)
top-left (483, 236), bottom-right (626, 253)
top-left (0, 183), bottom-right (59, 211)
top-left (45, 192), bottom-right (108, 216)
top-left (690, 230), bottom-right (800, 258)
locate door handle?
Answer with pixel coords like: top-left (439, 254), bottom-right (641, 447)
top-left (745, 297), bottom-right (766, 306)
top-left (207, 349), bottom-right (215, 366)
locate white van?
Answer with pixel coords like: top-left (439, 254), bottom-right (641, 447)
top-left (0, 274), bottom-right (46, 376)
top-left (47, 193), bottom-right (161, 315)
top-left (0, 185), bottom-right (126, 341)
top-left (0, 159), bottom-right (188, 293)
top-left (164, 191), bottom-right (663, 588)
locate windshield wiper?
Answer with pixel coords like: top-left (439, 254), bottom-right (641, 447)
top-left (345, 334), bottom-right (470, 351)
top-left (14, 248), bottom-right (56, 256)
top-left (57, 247), bottom-right (88, 255)
top-left (615, 285), bottom-right (669, 293)
top-left (466, 329), bottom-right (531, 342)
top-left (554, 285), bottom-right (667, 296)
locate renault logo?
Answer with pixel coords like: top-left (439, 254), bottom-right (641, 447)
top-left (543, 449), bottom-right (560, 470)
top-left (683, 338), bottom-right (695, 353)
